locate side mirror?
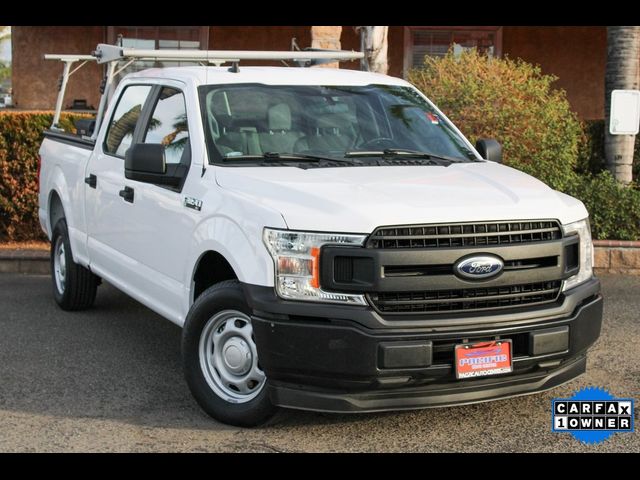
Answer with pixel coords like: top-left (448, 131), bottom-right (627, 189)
top-left (475, 138), bottom-right (503, 163)
top-left (125, 144), bottom-right (181, 187)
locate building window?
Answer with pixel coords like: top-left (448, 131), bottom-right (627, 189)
top-left (404, 26), bottom-right (502, 74)
top-left (108, 26), bottom-right (209, 50)
top-left (107, 26), bottom-right (210, 71)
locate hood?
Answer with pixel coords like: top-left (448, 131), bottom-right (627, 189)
top-left (215, 162), bottom-right (588, 233)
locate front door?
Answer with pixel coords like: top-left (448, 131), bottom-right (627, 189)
top-left (110, 84), bottom-right (196, 322)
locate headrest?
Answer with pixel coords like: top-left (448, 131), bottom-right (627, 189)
top-left (316, 113), bottom-right (353, 132)
top-left (216, 114), bottom-right (234, 129)
top-left (268, 103), bottom-right (292, 131)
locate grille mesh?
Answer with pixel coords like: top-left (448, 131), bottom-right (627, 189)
top-left (368, 281), bottom-right (562, 314)
top-left (367, 220), bottom-right (562, 249)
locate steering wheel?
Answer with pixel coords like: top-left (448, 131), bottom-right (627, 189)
top-left (356, 137), bottom-right (396, 150)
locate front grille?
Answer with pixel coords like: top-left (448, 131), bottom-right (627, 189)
top-left (368, 281), bottom-right (562, 314)
top-left (367, 220), bottom-right (562, 249)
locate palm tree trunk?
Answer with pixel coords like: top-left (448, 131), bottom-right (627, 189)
top-left (361, 26), bottom-right (389, 74)
top-left (605, 26), bottom-right (640, 185)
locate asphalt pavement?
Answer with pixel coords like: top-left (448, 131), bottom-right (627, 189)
top-left (0, 273), bottom-right (637, 452)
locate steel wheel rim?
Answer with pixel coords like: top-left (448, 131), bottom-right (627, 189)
top-left (53, 237), bottom-right (66, 294)
top-left (198, 310), bottom-right (266, 403)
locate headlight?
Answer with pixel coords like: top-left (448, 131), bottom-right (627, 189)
top-left (263, 228), bottom-right (368, 305)
top-left (562, 219), bottom-right (594, 291)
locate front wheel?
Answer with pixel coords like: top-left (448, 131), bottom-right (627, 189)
top-left (182, 280), bottom-right (277, 427)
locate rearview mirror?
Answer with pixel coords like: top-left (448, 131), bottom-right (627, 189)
top-left (125, 144), bottom-right (182, 187)
top-left (475, 139), bottom-right (502, 163)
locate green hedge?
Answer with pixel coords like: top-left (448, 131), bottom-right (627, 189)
top-left (0, 111), bottom-right (83, 241)
top-left (578, 119), bottom-right (640, 179)
top-left (409, 50), bottom-right (640, 240)
top-left (564, 170), bottom-right (640, 240)
top-left (408, 49), bottom-right (583, 192)
top-left (574, 121), bottom-right (640, 240)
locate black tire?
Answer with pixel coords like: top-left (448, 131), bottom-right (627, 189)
top-left (182, 280), bottom-right (277, 427)
top-left (51, 219), bottom-right (99, 311)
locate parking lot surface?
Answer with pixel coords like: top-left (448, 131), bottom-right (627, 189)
top-left (0, 273), bottom-right (637, 452)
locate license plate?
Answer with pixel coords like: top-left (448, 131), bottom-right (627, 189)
top-left (454, 340), bottom-right (513, 379)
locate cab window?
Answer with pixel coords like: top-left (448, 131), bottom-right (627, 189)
top-left (143, 87), bottom-right (190, 165)
top-left (103, 85), bottom-right (152, 157)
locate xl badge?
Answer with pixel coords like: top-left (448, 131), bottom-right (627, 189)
top-left (184, 197), bottom-right (203, 212)
top-left (454, 255), bottom-right (503, 280)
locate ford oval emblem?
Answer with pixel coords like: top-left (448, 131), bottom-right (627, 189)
top-left (454, 255), bottom-right (504, 280)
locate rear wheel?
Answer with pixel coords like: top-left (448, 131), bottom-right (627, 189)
top-left (51, 219), bottom-right (99, 310)
top-left (182, 280), bottom-right (277, 427)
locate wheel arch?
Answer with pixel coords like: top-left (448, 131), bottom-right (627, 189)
top-left (191, 250), bottom-right (239, 304)
top-left (184, 215), bottom-right (277, 314)
top-left (48, 190), bottom-right (66, 235)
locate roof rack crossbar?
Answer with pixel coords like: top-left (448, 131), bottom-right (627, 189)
top-left (92, 43), bottom-right (364, 65)
top-left (44, 42), bottom-right (365, 135)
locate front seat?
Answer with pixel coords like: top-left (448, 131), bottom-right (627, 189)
top-left (215, 114), bottom-right (242, 155)
top-left (216, 114), bottom-right (262, 155)
top-left (259, 103), bottom-right (302, 154)
top-left (294, 113), bottom-right (356, 154)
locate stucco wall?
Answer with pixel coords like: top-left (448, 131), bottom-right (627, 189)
top-left (11, 26), bottom-right (104, 110)
top-left (503, 26), bottom-right (606, 120)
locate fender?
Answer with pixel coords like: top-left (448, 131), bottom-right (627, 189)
top-left (44, 166), bottom-right (71, 234)
top-left (44, 165), bottom-right (91, 267)
top-left (39, 136), bottom-right (93, 266)
top-left (182, 212), bottom-right (285, 319)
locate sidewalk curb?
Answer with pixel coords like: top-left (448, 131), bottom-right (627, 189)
top-left (0, 249), bottom-right (50, 275)
top-left (594, 243), bottom-right (640, 275)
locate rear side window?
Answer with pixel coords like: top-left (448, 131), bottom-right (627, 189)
top-left (103, 85), bottom-right (152, 157)
top-left (143, 87), bottom-right (190, 165)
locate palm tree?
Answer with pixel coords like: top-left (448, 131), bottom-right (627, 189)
top-left (605, 26), bottom-right (640, 185)
top-left (359, 26), bottom-right (389, 74)
top-left (163, 113), bottom-right (189, 151)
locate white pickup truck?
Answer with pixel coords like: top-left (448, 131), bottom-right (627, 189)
top-left (39, 44), bottom-right (602, 427)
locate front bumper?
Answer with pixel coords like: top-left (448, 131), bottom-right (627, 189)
top-left (244, 278), bottom-right (602, 413)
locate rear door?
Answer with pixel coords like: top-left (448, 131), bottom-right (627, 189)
top-left (84, 83), bottom-right (154, 296)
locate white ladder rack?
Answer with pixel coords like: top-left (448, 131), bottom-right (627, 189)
top-left (44, 43), bottom-right (364, 134)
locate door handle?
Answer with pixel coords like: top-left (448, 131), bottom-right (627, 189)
top-left (84, 174), bottom-right (97, 188)
top-left (119, 186), bottom-right (134, 203)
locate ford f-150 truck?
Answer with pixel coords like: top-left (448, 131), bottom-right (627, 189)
top-left (39, 44), bottom-right (602, 427)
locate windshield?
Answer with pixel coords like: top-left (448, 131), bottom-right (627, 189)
top-left (198, 84), bottom-right (478, 164)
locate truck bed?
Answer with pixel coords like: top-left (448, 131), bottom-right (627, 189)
top-left (43, 130), bottom-right (96, 150)
top-left (39, 130), bottom-right (96, 266)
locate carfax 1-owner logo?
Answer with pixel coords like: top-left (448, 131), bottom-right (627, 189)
top-left (552, 387), bottom-right (634, 444)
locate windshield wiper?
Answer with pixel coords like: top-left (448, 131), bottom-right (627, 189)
top-left (344, 148), bottom-right (466, 164)
top-left (223, 152), bottom-right (354, 165)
